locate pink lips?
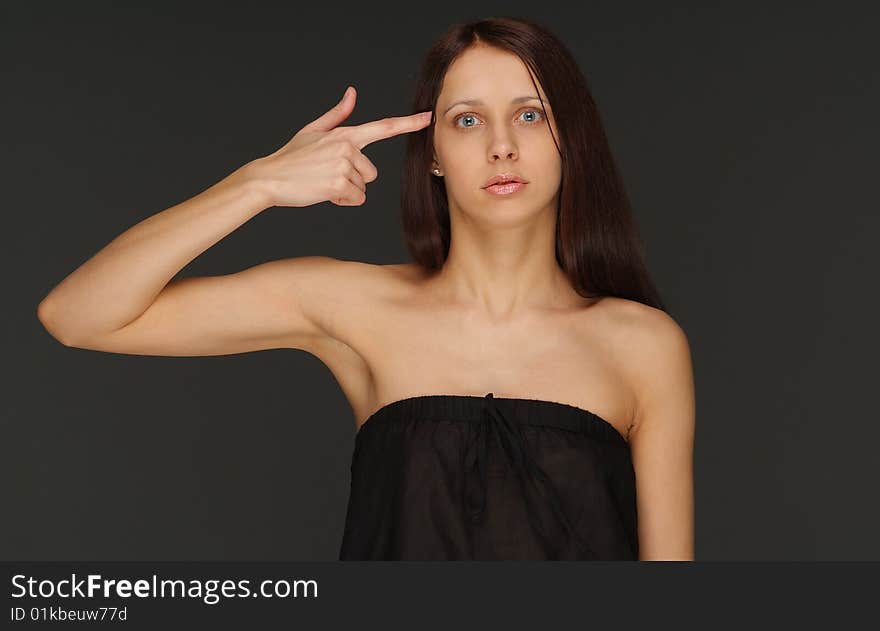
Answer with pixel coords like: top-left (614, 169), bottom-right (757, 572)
top-left (483, 172), bottom-right (527, 188)
top-left (484, 181), bottom-right (527, 195)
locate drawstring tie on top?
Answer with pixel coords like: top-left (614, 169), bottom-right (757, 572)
top-left (461, 392), bottom-right (598, 558)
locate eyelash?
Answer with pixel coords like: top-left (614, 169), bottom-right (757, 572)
top-left (452, 108), bottom-right (544, 129)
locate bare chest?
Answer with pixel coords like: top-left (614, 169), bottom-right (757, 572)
top-left (322, 278), bottom-right (637, 442)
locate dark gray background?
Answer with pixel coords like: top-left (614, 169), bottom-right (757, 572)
top-left (3, 1), bottom-right (877, 560)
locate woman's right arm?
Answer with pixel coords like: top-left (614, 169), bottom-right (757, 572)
top-left (35, 164), bottom-right (332, 356)
top-left (36, 85), bottom-right (432, 356)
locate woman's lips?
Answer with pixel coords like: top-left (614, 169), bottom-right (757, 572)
top-left (483, 181), bottom-right (527, 195)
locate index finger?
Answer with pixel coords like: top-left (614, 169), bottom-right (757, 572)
top-left (347, 111), bottom-right (433, 150)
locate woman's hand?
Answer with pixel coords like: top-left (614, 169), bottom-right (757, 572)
top-left (251, 86), bottom-right (432, 208)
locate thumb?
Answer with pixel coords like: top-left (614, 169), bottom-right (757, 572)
top-left (305, 85), bottom-right (356, 132)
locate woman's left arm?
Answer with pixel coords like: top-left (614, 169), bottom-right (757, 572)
top-left (627, 310), bottom-right (696, 561)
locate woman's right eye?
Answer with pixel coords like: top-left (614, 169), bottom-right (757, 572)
top-left (454, 113), bottom-right (479, 128)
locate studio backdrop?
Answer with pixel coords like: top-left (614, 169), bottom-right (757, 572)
top-left (3, 1), bottom-right (878, 561)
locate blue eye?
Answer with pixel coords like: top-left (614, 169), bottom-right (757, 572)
top-left (453, 108), bottom-right (544, 129)
top-left (455, 113), bottom-right (479, 128)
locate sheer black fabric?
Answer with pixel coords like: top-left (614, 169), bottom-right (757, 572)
top-left (339, 393), bottom-right (638, 560)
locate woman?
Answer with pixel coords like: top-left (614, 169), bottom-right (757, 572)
top-left (36, 17), bottom-right (695, 561)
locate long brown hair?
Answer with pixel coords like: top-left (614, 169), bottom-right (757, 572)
top-left (400, 16), bottom-right (666, 311)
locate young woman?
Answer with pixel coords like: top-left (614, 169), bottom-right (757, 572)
top-left (37, 17), bottom-right (695, 561)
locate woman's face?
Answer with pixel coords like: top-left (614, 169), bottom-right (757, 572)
top-left (432, 44), bottom-right (562, 222)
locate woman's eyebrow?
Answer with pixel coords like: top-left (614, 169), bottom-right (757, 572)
top-left (441, 95), bottom-right (549, 116)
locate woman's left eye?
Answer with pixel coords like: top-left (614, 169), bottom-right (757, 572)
top-left (454, 108), bottom-right (544, 129)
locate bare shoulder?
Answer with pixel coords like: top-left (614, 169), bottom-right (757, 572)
top-left (270, 256), bottom-right (421, 337)
top-left (593, 296), bottom-right (687, 342)
top-left (377, 261), bottom-right (431, 285)
top-left (592, 296), bottom-right (694, 432)
top-left (264, 255), bottom-right (396, 348)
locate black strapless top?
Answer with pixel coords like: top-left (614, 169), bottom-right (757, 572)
top-left (338, 392), bottom-right (638, 560)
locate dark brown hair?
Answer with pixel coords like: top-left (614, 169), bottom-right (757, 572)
top-left (400, 16), bottom-right (666, 311)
